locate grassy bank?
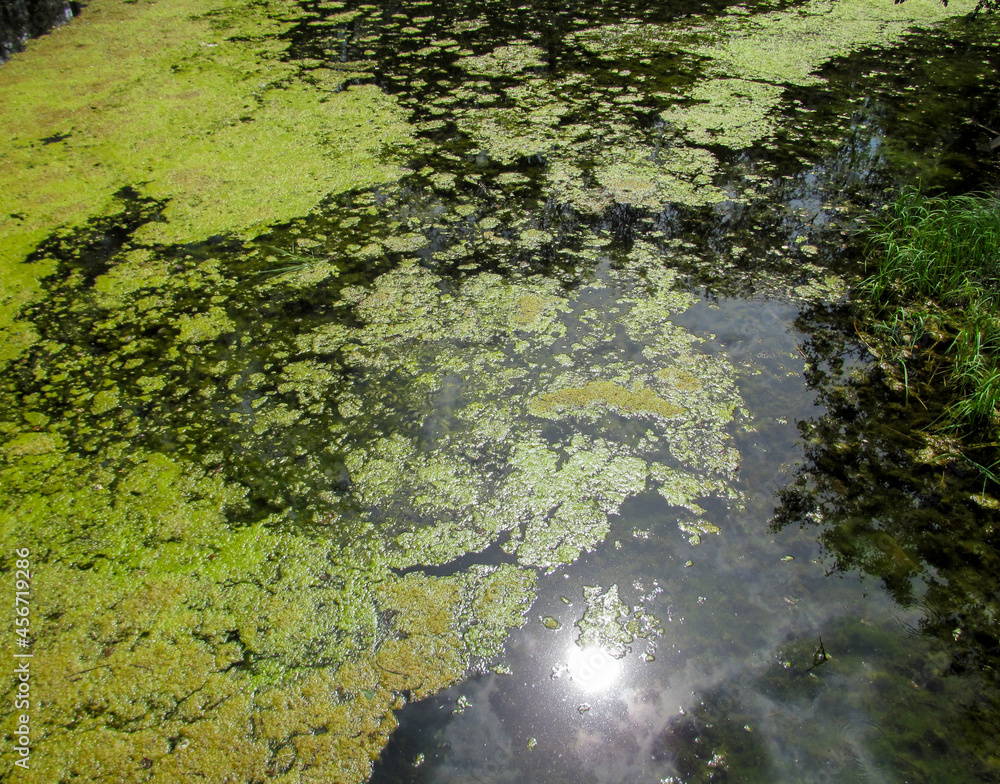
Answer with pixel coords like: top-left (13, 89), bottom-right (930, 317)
top-left (862, 187), bottom-right (1000, 478)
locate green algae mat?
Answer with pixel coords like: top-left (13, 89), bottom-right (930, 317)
top-left (1, 0), bottom-right (996, 781)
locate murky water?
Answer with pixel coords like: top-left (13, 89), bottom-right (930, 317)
top-left (1, 0), bottom-right (999, 781)
top-left (349, 2), bottom-right (1000, 782)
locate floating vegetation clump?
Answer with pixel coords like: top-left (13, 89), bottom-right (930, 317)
top-left (0, 0), bottom-right (413, 363)
top-left (660, 78), bottom-right (784, 150)
top-left (576, 584), bottom-right (663, 658)
top-left (455, 41), bottom-right (547, 76)
top-left (0, 241), bottom-right (745, 780)
top-left (330, 256), bottom-right (744, 571)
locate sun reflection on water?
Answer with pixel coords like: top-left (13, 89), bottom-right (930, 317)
top-left (566, 644), bottom-right (623, 693)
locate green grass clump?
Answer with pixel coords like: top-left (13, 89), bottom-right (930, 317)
top-left (863, 187), bottom-right (1000, 473)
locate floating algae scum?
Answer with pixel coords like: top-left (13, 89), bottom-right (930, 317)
top-left (1, 0), bottom-right (999, 781)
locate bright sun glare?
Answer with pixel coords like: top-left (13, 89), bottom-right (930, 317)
top-left (566, 644), bottom-right (623, 693)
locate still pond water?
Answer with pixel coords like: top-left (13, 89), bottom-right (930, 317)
top-left (1, 0), bottom-right (999, 782)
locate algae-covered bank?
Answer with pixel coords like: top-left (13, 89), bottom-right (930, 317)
top-left (1, 0), bottom-right (999, 781)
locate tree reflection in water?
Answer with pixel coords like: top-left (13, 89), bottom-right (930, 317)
top-left (771, 303), bottom-right (1000, 782)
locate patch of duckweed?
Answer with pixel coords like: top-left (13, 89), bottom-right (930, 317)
top-left (302, 251), bottom-right (743, 574)
top-left (0, 444), bottom-right (378, 781)
top-left (587, 146), bottom-right (727, 210)
top-left (792, 271), bottom-right (848, 301)
top-left (577, 584), bottom-right (635, 657)
top-left (456, 42), bottom-right (547, 76)
top-left (576, 584), bottom-right (663, 658)
top-left (375, 565), bottom-right (535, 698)
top-left (0, 0), bottom-right (413, 359)
top-left (446, 59), bottom-right (729, 211)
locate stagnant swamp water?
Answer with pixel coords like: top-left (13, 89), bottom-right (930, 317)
top-left (1, 0), bottom-right (999, 781)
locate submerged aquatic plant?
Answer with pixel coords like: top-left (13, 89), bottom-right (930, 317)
top-left (862, 186), bottom-right (1000, 473)
top-left (261, 245), bottom-right (337, 276)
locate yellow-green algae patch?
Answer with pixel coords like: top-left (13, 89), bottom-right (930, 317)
top-left (660, 78), bottom-right (784, 150)
top-left (529, 381), bottom-right (684, 420)
top-left (176, 306), bottom-right (236, 343)
top-left (574, 0), bottom-right (972, 89)
top-left (689, 0), bottom-right (973, 87)
top-left (0, 443), bottom-right (534, 781)
top-left (456, 42), bottom-right (547, 76)
top-left (0, 0), bottom-right (413, 360)
top-left (315, 253), bottom-right (743, 573)
top-left (0, 167), bottom-right (741, 784)
top-left (575, 584), bottom-right (663, 659)
top-left (466, 0), bottom-right (974, 212)
top-left (447, 68), bottom-right (729, 211)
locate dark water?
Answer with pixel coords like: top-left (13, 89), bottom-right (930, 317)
top-left (0, 0), bottom-right (76, 62)
top-left (370, 297), bottom-right (999, 784)
top-left (326, 2), bottom-right (1000, 783)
